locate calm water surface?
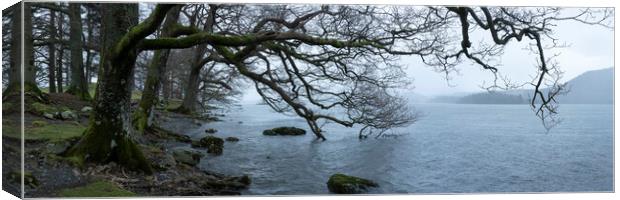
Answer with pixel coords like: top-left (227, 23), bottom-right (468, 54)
top-left (183, 103), bottom-right (613, 194)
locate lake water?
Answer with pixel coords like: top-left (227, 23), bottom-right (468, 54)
top-left (187, 103), bottom-right (613, 195)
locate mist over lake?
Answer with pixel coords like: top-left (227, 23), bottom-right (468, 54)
top-left (181, 103), bottom-right (614, 194)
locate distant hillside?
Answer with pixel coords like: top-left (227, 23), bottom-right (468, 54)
top-left (457, 93), bottom-right (527, 104)
top-left (427, 67), bottom-right (613, 104)
top-left (556, 67), bottom-right (613, 104)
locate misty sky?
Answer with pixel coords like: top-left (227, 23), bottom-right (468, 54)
top-left (239, 7), bottom-right (614, 104)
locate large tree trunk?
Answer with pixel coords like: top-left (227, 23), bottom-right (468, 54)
top-left (4, 3), bottom-right (43, 100)
top-left (173, 6), bottom-right (217, 114)
top-left (66, 4), bottom-right (152, 173)
top-left (47, 10), bottom-right (57, 93)
top-left (174, 61), bottom-right (203, 114)
top-left (64, 3), bottom-right (91, 100)
top-left (133, 6), bottom-right (181, 132)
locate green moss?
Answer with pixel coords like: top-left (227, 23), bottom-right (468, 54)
top-left (162, 99), bottom-right (182, 111)
top-left (2, 119), bottom-right (19, 139)
top-left (47, 154), bottom-right (85, 168)
top-left (8, 171), bottom-right (39, 188)
top-left (29, 102), bottom-right (70, 115)
top-left (3, 123), bottom-right (86, 142)
top-left (58, 180), bottom-right (136, 197)
top-left (2, 102), bottom-right (15, 113)
top-left (326, 173), bottom-right (378, 194)
top-left (32, 120), bottom-right (48, 127)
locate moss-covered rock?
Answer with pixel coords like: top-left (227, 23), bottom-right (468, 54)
top-left (326, 173), bottom-right (378, 194)
top-left (263, 127), bottom-right (306, 136)
top-left (225, 137), bottom-right (239, 142)
top-left (58, 180), bottom-right (136, 197)
top-left (191, 136), bottom-right (224, 155)
top-left (172, 147), bottom-right (203, 166)
top-left (8, 171), bottom-right (39, 188)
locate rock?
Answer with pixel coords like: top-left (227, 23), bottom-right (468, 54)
top-left (46, 141), bottom-right (70, 155)
top-left (262, 127), bottom-right (306, 136)
top-left (205, 128), bottom-right (217, 134)
top-left (225, 137), bottom-right (239, 142)
top-left (326, 173), bottom-right (378, 194)
top-left (172, 147), bottom-right (203, 166)
top-left (60, 110), bottom-right (78, 120)
top-left (80, 106), bottom-right (93, 112)
top-left (191, 136), bottom-right (224, 155)
top-left (8, 171), bottom-right (39, 188)
top-left (43, 113), bottom-right (55, 120)
top-left (153, 153), bottom-right (176, 170)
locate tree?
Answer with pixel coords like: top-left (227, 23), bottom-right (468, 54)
top-left (3, 2), bottom-right (44, 101)
top-left (61, 3), bottom-right (611, 172)
top-left (64, 3), bottom-right (90, 100)
top-left (65, 4), bottom-right (178, 173)
top-left (173, 5), bottom-right (217, 114)
top-left (133, 6), bottom-right (182, 133)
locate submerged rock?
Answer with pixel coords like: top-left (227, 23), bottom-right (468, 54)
top-left (172, 147), bottom-right (203, 166)
top-left (192, 136), bottom-right (224, 155)
top-left (205, 128), bottom-right (218, 134)
top-left (326, 173), bottom-right (378, 194)
top-left (225, 137), bottom-right (239, 142)
top-left (262, 127), bottom-right (306, 136)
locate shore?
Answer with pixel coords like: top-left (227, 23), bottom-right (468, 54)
top-left (2, 93), bottom-right (249, 197)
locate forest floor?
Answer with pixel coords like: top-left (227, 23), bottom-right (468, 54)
top-left (2, 93), bottom-right (250, 197)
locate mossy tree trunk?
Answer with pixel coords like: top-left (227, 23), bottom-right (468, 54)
top-left (64, 3), bottom-right (91, 101)
top-left (66, 4), bottom-right (175, 173)
top-left (133, 6), bottom-right (182, 133)
top-left (4, 3), bottom-right (44, 101)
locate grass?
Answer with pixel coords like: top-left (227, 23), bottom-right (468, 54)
top-left (3, 120), bottom-right (86, 142)
top-left (58, 180), bottom-right (136, 197)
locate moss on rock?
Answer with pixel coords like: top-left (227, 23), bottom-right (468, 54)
top-left (58, 180), bottom-right (136, 197)
top-left (8, 171), bottom-right (40, 188)
top-left (192, 136), bottom-right (224, 155)
top-left (326, 173), bottom-right (378, 194)
top-left (263, 126), bottom-right (306, 136)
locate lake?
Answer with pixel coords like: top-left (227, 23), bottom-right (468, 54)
top-left (184, 103), bottom-right (613, 195)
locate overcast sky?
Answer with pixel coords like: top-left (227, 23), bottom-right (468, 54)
top-left (239, 7), bottom-right (614, 103)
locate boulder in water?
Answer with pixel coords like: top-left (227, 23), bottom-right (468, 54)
top-left (326, 173), bottom-right (378, 194)
top-left (262, 127), bottom-right (306, 136)
top-left (225, 137), bottom-right (239, 142)
top-left (192, 136), bottom-right (224, 155)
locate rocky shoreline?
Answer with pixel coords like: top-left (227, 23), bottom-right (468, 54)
top-left (2, 93), bottom-right (251, 197)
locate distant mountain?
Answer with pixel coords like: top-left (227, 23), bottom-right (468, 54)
top-left (555, 67), bottom-right (613, 104)
top-left (426, 67), bottom-right (613, 104)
